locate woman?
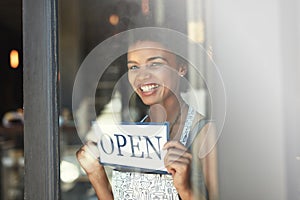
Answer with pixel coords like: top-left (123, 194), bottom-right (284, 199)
top-left (77, 34), bottom-right (218, 200)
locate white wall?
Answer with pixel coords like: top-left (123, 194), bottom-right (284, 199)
top-left (280, 0), bottom-right (300, 199)
top-left (211, 0), bottom-right (300, 199)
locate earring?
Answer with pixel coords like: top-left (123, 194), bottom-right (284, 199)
top-left (180, 74), bottom-right (184, 77)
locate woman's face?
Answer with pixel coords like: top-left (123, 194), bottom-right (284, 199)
top-left (127, 41), bottom-right (186, 106)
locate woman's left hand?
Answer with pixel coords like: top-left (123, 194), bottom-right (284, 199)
top-left (163, 141), bottom-right (193, 197)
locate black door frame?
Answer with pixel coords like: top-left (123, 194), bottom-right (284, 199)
top-left (23, 0), bottom-right (60, 199)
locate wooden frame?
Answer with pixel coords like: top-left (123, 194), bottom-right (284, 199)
top-left (23, 0), bottom-right (60, 199)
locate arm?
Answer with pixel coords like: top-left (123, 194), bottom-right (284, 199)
top-left (193, 123), bottom-right (219, 200)
top-left (76, 143), bottom-right (113, 200)
top-left (164, 122), bottom-right (219, 200)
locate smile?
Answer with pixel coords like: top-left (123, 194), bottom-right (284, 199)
top-left (140, 84), bottom-right (159, 92)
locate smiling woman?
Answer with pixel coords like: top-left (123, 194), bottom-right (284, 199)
top-left (127, 41), bottom-right (185, 107)
top-left (76, 30), bottom-right (219, 200)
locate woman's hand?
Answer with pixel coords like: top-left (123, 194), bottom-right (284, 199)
top-left (163, 141), bottom-right (193, 199)
top-left (76, 141), bottom-right (113, 200)
top-left (76, 141), bottom-right (103, 175)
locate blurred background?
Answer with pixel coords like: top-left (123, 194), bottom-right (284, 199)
top-left (0, 1), bottom-right (23, 199)
top-left (0, 0), bottom-right (299, 199)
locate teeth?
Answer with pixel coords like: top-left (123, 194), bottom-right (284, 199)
top-left (140, 84), bottom-right (159, 92)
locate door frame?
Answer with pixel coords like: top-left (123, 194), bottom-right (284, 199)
top-left (23, 0), bottom-right (60, 199)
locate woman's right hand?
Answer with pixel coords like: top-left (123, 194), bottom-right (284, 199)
top-left (76, 141), bottom-right (114, 200)
top-left (76, 141), bottom-right (103, 175)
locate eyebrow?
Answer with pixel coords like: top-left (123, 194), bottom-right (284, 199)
top-left (127, 56), bottom-right (169, 65)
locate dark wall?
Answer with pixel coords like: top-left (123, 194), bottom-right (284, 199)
top-left (0, 38), bottom-right (23, 119)
top-left (0, 0), bottom-right (23, 120)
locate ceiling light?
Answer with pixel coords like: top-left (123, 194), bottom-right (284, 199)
top-left (10, 49), bottom-right (19, 69)
top-left (109, 14), bottom-right (119, 26)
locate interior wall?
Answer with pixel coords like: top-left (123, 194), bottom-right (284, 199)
top-left (210, 0), bottom-right (299, 199)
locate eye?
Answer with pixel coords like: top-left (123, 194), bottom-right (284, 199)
top-left (128, 65), bottom-right (139, 71)
top-left (149, 62), bottom-right (164, 67)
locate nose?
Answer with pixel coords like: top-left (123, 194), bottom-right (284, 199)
top-left (136, 68), bottom-right (151, 81)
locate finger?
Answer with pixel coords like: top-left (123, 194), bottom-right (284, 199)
top-left (76, 145), bottom-right (98, 162)
top-left (165, 147), bottom-right (192, 160)
top-left (165, 161), bottom-right (190, 174)
top-left (165, 151), bottom-right (192, 161)
top-left (167, 168), bottom-right (176, 176)
top-left (163, 140), bottom-right (187, 151)
top-left (76, 145), bottom-right (86, 158)
top-left (164, 149), bottom-right (192, 164)
top-left (164, 154), bottom-right (191, 166)
top-left (166, 147), bottom-right (192, 157)
top-left (85, 141), bottom-right (100, 159)
top-left (165, 153), bottom-right (192, 165)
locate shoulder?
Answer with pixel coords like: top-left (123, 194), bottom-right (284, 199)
top-left (190, 112), bottom-right (215, 140)
top-left (192, 111), bottom-right (215, 130)
top-left (190, 113), bottom-right (217, 159)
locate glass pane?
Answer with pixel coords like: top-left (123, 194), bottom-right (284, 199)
top-left (59, 0), bottom-right (219, 199)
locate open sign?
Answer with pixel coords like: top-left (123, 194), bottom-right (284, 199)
top-left (92, 122), bottom-right (169, 173)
